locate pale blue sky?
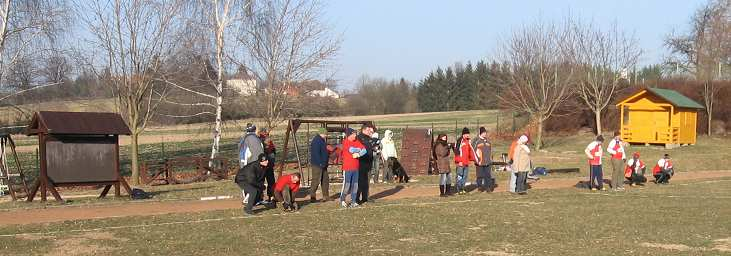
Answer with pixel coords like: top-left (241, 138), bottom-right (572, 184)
top-left (326, 0), bottom-right (705, 89)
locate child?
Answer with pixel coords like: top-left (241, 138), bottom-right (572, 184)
top-left (584, 135), bottom-right (605, 191)
top-left (653, 154), bottom-right (674, 184)
top-left (433, 134), bottom-right (452, 196)
top-left (274, 173), bottom-right (301, 212)
top-left (625, 152), bottom-right (647, 186)
top-left (340, 128), bottom-right (366, 208)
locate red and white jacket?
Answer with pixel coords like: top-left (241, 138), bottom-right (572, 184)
top-left (585, 141), bottom-right (603, 166)
top-left (606, 139), bottom-right (625, 160)
top-left (653, 159), bottom-right (673, 175)
top-left (625, 158), bottom-right (645, 178)
top-left (454, 137), bottom-right (475, 166)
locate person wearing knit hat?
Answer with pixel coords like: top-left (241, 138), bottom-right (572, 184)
top-left (454, 127), bottom-right (475, 195)
top-left (234, 153), bottom-right (268, 215)
top-left (625, 152), bottom-right (647, 186)
top-left (584, 135), bottom-right (606, 191)
top-left (309, 126), bottom-right (330, 203)
top-left (340, 127), bottom-right (366, 208)
top-left (471, 126), bottom-right (494, 192)
top-left (239, 123), bottom-right (264, 169)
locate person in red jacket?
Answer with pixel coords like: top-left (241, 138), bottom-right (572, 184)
top-left (624, 152), bottom-right (647, 186)
top-left (454, 127), bottom-right (475, 195)
top-left (274, 173), bottom-right (301, 212)
top-left (340, 128), bottom-right (366, 208)
top-left (653, 154), bottom-right (674, 184)
top-left (584, 135), bottom-right (605, 191)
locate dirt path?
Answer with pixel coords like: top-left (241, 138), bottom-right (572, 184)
top-left (1, 170), bottom-right (729, 226)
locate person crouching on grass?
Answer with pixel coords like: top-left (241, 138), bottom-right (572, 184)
top-left (235, 153), bottom-right (268, 215)
top-left (653, 154), bottom-right (674, 184)
top-left (625, 152), bottom-right (647, 186)
top-left (584, 135), bottom-right (605, 191)
top-left (274, 173), bottom-right (301, 212)
top-left (340, 128), bottom-right (366, 208)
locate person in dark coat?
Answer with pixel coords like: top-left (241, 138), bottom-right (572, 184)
top-left (258, 128), bottom-right (276, 204)
top-left (356, 124), bottom-right (375, 204)
top-left (309, 127), bottom-right (330, 202)
top-left (433, 134), bottom-right (453, 196)
top-left (235, 153), bottom-right (268, 215)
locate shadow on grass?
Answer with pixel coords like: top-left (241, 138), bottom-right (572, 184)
top-left (370, 185), bottom-right (405, 200)
top-left (147, 185), bottom-right (216, 197)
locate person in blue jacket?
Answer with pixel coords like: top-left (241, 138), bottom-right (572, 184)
top-left (309, 127), bottom-right (330, 202)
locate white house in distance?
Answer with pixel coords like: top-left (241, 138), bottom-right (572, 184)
top-left (308, 87), bottom-right (340, 98)
top-left (227, 79), bottom-right (258, 96)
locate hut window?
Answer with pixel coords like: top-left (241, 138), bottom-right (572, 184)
top-left (623, 106), bottom-right (630, 125)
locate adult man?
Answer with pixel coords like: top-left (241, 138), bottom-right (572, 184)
top-left (472, 127), bottom-right (493, 192)
top-left (235, 153), bottom-right (268, 215)
top-left (258, 128), bottom-right (276, 203)
top-left (607, 131), bottom-right (627, 191)
top-left (370, 132), bottom-right (381, 184)
top-left (584, 135), bottom-right (605, 191)
top-left (356, 124), bottom-right (375, 204)
top-left (309, 127), bottom-right (330, 203)
top-left (239, 123), bottom-right (264, 168)
top-left (454, 127), bottom-right (475, 195)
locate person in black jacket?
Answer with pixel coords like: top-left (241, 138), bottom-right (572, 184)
top-left (235, 153), bottom-right (268, 215)
top-left (356, 124), bottom-right (375, 204)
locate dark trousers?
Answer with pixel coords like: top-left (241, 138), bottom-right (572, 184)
top-left (654, 170), bottom-right (673, 183)
top-left (630, 173), bottom-right (647, 184)
top-left (275, 186), bottom-right (294, 205)
top-left (357, 159), bottom-right (372, 204)
top-left (239, 183), bottom-right (260, 213)
top-left (515, 172), bottom-right (528, 193)
top-left (476, 165), bottom-right (493, 191)
top-left (310, 165), bottom-right (329, 200)
top-left (255, 164), bottom-right (276, 202)
top-left (590, 165), bottom-right (603, 189)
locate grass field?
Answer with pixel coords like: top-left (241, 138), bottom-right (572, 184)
top-left (1, 110), bottom-right (730, 255)
top-left (0, 178), bottom-right (729, 255)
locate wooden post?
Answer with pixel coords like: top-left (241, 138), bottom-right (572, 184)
top-left (278, 121), bottom-right (292, 177)
top-left (114, 135), bottom-right (121, 197)
top-left (39, 133), bottom-right (47, 202)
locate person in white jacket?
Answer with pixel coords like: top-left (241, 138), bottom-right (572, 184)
top-left (380, 130), bottom-right (398, 183)
top-left (607, 131), bottom-right (627, 191)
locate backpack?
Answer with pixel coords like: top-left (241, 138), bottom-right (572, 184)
top-left (131, 188), bottom-right (153, 200)
top-left (532, 167), bottom-right (547, 176)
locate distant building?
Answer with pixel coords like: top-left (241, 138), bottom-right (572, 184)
top-left (227, 79), bottom-right (257, 96)
top-left (308, 87), bottom-right (340, 98)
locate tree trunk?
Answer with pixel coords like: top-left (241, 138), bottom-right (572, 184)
top-left (209, 93), bottom-right (222, 166)
top-left (130, 131), bottom-right (140, 185)
top-left (594, 109), bottom-right (602, 136)
top-left (535, 116), bottom-right (544, 150)
top-left (707, 108), bottom-right (713, 136)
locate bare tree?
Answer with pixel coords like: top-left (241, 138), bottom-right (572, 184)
top-left (497, 21), bottom-right (576, 149)
top-left (666, 0), bottom-right (731, 135)
top-left (0, 0), bottom-right (68, 104)
top-left (236, 0), bottom-right (340, 131)
top-left (572, 21), bottom-right (642, 135)
top-left (77, 0), bottom-right (185, 185)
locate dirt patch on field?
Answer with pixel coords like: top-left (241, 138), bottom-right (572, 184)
top-left (0, 170), bottom-right (729, 226)
top-left (640, 242), bottom-right (693, 251)
top-left (713, 238), bottom-right (731, 252)
top-left (46, 231), bottom-right (127, 256)
top-left (465, 249), bottom-right (518, 256)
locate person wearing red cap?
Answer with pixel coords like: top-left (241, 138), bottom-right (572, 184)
top-left (274, 173), bottom-right (301, 212)
top-left (625, 152), bottom-right (647, 186)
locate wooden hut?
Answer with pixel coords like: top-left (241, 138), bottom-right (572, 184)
top-left (616, 88), bottom-right (704, 147)
top-left (25, 111), bottom-right (132, 202)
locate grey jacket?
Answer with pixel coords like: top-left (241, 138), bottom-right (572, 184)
top-left (239, 133), bottom-right (264, 168)
top-left (471, 136), bottom-right (492, 166)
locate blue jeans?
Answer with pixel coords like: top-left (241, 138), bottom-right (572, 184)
top-left (590, 165), bottom-right (603, 189)
top-left (456, 166), bottom-right (469, 191)
top-left (340, 171), bottom-right (359, 203)
top-left (476, 165), bottom-right (493, 191)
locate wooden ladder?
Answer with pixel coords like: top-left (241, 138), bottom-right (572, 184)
top-left (0, 135), bottom-right (30, 201)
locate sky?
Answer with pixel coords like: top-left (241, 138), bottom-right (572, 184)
top-left (326, 0), bottom-right (706, 90)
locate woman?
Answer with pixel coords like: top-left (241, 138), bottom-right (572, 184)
top-left (380, 130), bottom-right (398, 183)
top-left (512, 135), bottom-right (531, 194)
top-left (433, 134), bottom-right (453, 197)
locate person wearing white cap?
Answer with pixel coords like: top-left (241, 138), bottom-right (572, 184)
top-left (512, 135), bottom-right (531, 194)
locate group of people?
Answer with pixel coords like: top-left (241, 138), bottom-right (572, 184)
top-left (234, 123), bottom-right (302, 215)
top-left (432, 127), bottom-right (533, 197)
top-left (585, 131), bottom-right (675, 191)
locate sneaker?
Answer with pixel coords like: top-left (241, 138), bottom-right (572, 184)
top-left (601, 187), bottom-right (607, 191)
top-left (591, 188), bottom-right (598, 191)
top-left (310, 197), bottom-right (317, 203)
top-left (341, 201), bottom-right (348, 208)
top-left (349, 202), bottom-right (360, 208)
top-left (292, 202), bottom-right (299, 211)
top-left (260, 199), bottom-right (271, 204)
